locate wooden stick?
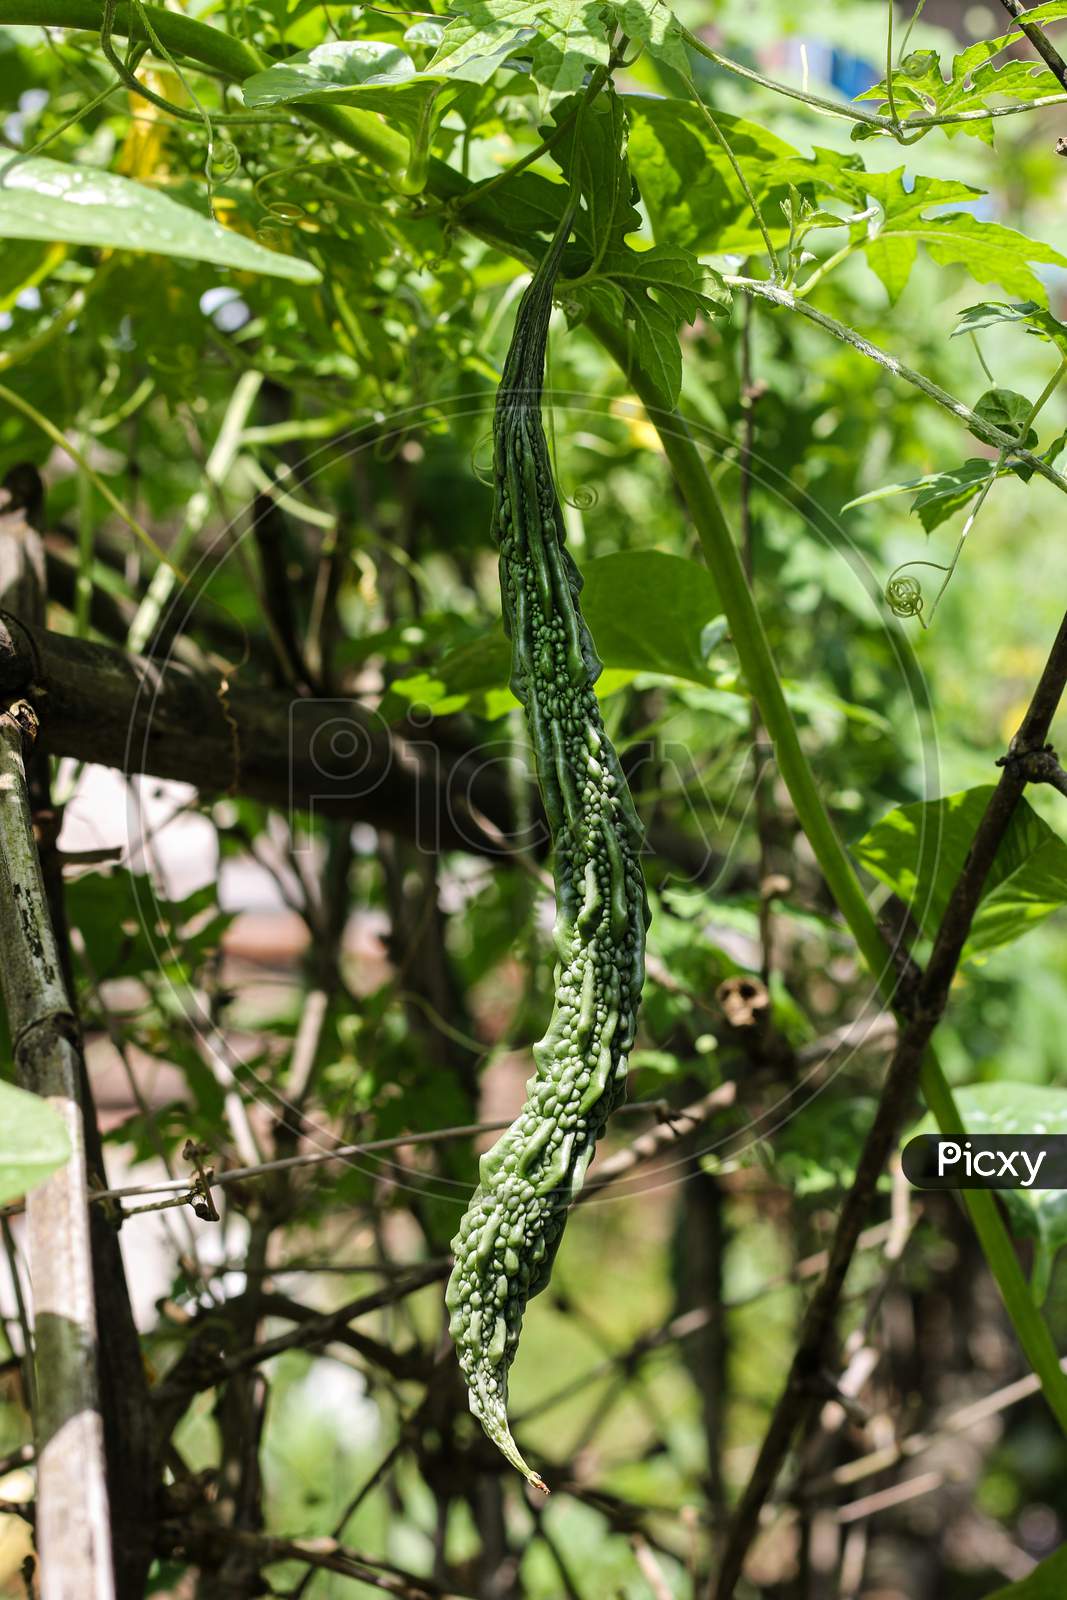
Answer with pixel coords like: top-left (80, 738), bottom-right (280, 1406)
top-left (0, 703), bottom-right (114, 1600)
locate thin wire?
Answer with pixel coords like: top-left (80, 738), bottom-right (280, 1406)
top-left (82, 1101), bottom-right (684, 1207)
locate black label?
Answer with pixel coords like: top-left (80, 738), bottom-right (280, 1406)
top-left (902, 1134), bottom-right (1067, 1190)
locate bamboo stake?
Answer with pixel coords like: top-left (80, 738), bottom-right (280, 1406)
top-left (0, 700), bottom-right (114, 1600)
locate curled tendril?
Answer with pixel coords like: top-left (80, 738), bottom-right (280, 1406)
top-left (471, 432), bottom-right (495, 488)
top-left (255, 225), bottom-right (285, 248)
top-left (209, 139), bottom-right (241, 180)
top-left (884, 559), bottom-right (955, 628)
top-left (267, 199), bottom-right (306, 224)
top-left (885, 573), bottom-right (924, 619)
top-left (563, 483), bottom-right (599, 511)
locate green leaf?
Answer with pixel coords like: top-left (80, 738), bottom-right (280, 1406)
top-left (379, 550), bottom-right (723, 719)
top-left (973, 386), bottom-right (1039, 449)
top-left (625, 97), bottom-right (801, 254)
top-left (579, 549), bottom-right (722, 684)
top-left (0, 157), bottom-right (319, 282)
top-left (769, 1096), bottom-right (880, 1197)
top-left (405, 21), bottom-right (446, 47)
top-left (857, 11), bottom-right (1067, 144)
top-left (66, 870), bottom-right (232, 984)
top-left (552, 96), bottom-right (727, 406)
top-left (910, 460), bottom-right (999, 530)
top-left (378, 633), bottom-right (515, 722)
top-left (853, 787), bottom-right (1067, 959)
top-left (954, 299), bottom-right (1067, 355)
top-left (243, 39), bottom-right (420, 104)
top-left (911, 1084), bottom-right (1067, 1306)
top-left (846, 458), bottom-right (999, 532)
top-left (575, 248), bottom-right (725, 407)
top-left (607, 0), bottom-right (690, 77)
top-left (425, 0), bottom-right (611, 101)
top-left (984, 1539), bottom-right (1067, 1600)
top-left (242, 40), bottom-right (464, 185)
top-left (0, 1079), bottom-right (71, 1206)
top-left (470, 169), bottom-right (570, 253)
top-left (551, 92), bottom-right (639, 259)
top-left (858, 170), bottom-right (1067, 304)
top-left (528, 0), bottom-right (612, 102)
top-left (778, 162), bottom-right (1067, 302)
top-left (424, 0), bottom-right (534, 83)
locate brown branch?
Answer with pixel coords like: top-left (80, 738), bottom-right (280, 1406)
top-left (82, 1099), bottom-right (688, 1210)
top-left (0, 615), bottom-right (514, 857)
top-left (803, 1353), bottom-right (1067, 1499)
top-left (999, 741), bottom-right (1067, 799)
top-left (996, 0), bottom-right (1067, 94)
top-left (712, 607), bottom-right (1067, 1599)
top-left (153, 1262), bottom-right (449, 1412)
top-left (169, 1520), bottom-right (479, 1599)
top-left (253, 1292), bottom-right (430, 1382)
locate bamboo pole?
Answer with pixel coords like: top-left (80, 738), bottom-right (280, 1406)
top-left (0, 699), bottom-right (114, 1600)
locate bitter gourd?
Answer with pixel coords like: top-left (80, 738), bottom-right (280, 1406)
top-left (445, 209), bottom-right (649, 1489)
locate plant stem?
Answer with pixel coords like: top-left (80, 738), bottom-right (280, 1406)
top-left (885, 0), bottom-right (901, 133)
top-left (683, 29), bottom-right (894, 129)
top-left (725, 277), bottom-right (1067, 497)
top-left (0, 382), bottom-right (178, 567)
top-left (995, 0), bottom-right (1067, 94)
top-left (795, 240), bottom-right (855, 296)
top-left (684, 24), bottom-right (1067, 133)
top-left (919, 353), bottom-right (1067, 623)
top-left (685, 81), bottom-right (780, 282)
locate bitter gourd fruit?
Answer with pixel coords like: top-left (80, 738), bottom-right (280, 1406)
top-left (445, 209), bottom-right (649, 1489)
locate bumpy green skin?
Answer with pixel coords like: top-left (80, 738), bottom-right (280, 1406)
top-left (445, 226), bottom-right (649, 1489)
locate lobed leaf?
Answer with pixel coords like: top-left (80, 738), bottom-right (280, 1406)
top-left (954, 299), bottom-right (1067, 355)
top-left (854, 787), bottom-right (1067, 959)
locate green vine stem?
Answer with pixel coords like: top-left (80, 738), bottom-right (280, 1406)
top-left (884, 0), bottom-right (902, 136)
top-left (684, 80), bottom-right (781, 283)
top-left (888, 352), bottom-right (1067, 625)
top-left (683, 25), bottom-right (1067, 135)
top-left (4, 0), bottom-right (1067, 1441)
top-left (725, 276), bottom-right (1067, 497)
